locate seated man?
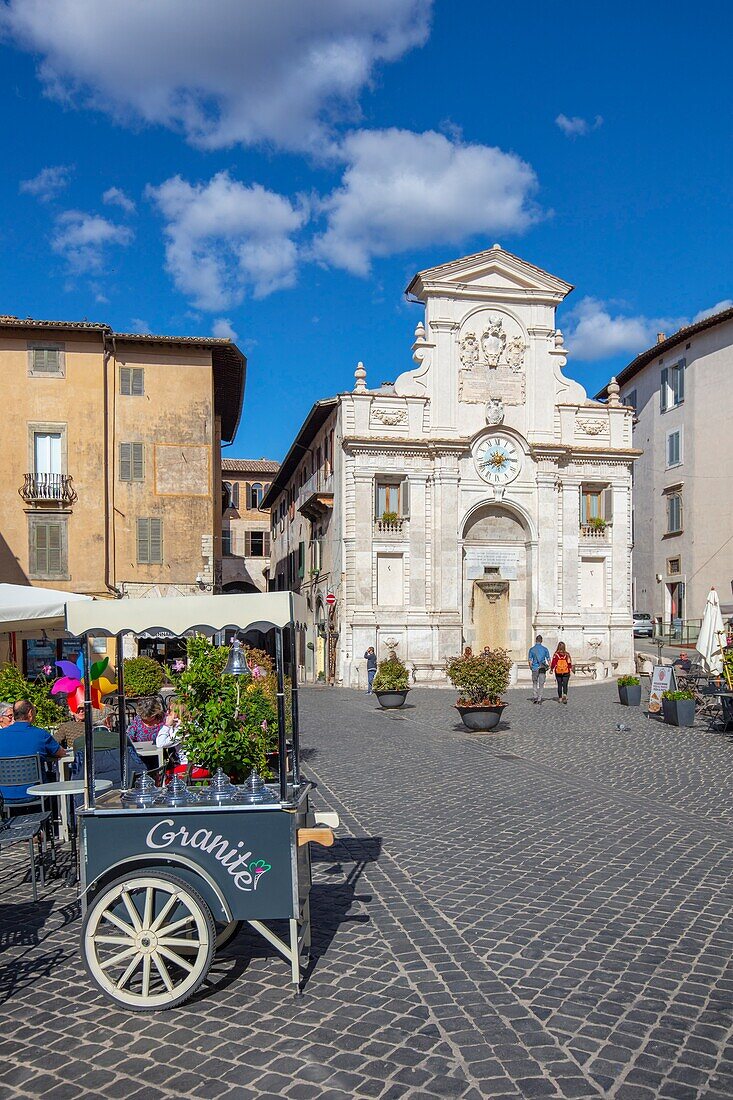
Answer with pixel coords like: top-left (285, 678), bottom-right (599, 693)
top-left (0, 699), bottom-right (65, 803)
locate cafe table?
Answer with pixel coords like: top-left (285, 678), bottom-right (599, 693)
top-left (28, 780), bottom-right (112, 886)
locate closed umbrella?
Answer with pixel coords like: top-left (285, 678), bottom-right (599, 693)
top-left (695, 588), bottom-right (725, 674)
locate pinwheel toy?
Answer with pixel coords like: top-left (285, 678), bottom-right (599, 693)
top-left (51, 653), bottom-right (118, 713)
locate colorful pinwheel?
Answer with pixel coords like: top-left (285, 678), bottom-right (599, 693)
top-left (51, 653), bottom-right (118, 713)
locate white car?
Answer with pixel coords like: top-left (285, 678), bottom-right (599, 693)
top-left (633, 612), bottom-right (654, 638)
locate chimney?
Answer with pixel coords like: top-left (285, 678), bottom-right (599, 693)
top-left (656, 332), bottom-right (666, 344)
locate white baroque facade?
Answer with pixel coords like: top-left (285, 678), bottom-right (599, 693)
top-left (268, 246), bottom-right (638, 686)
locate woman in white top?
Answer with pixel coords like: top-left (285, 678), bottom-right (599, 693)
top-left (155, 699), bottom-right (188, 765)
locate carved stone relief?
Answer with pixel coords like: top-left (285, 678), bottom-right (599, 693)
top-left (486, 397), bottom-right (505, 425)
top-left (576, 418), bottom-right (609, 436)
top-left (457, 311), bottom-right (527, 405)
top-left (370, 406), bottom-right (408, 427)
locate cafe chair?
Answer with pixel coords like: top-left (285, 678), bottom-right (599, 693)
top-left (0, 786), bottom-right (51, 902)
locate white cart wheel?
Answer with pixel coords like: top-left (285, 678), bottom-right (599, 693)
top-left (82, 872), bottom-right (215, 1011)
top-left (215, 920), bottom-right (242, 950)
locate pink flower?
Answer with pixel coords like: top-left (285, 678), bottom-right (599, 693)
top-left (251, 665), bottom-right (265, 680)
top-left (172, 659), bottom-right (185, 672)
top-left (41, 664), bottom-right (52, 675)
top-left (261, 720), bottom-right (268, 732)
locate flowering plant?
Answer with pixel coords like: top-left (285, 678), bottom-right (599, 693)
top-left (444, 648), bottom-right (513, 706)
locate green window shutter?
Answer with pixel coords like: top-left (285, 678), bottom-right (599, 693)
top-left (120, 367), bottom-right (131, 395)
top-left (48, 524), bottom-right (62, 574)
top-left (149, 518), bottom-right (163, 563)
top-left (660, 367), bottom-right (668, 412)
top-left (132, 368), bottom-right (145, 396)
top-left (32, 348), bottom-right (60, 373)
top-left (33, 523), bottom-right (46, 574)
top-left (119, 442), bottom-right (132, 482)
top-left (137, 518), bottom-right (149, 563)
top-left (132, 442), bottom-right (144, 481)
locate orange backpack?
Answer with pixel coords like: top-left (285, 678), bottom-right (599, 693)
top-left (555, 654), bottom-right (570, 675)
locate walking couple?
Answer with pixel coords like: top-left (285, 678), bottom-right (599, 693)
top-left (527, 636), bottom-right (573, 705)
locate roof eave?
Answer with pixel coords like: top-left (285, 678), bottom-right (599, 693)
top-left (261, 398), bottom-right (339, 509)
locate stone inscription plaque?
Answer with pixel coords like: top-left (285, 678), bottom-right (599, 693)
top-left (459, 363), bottom-right (526, 405)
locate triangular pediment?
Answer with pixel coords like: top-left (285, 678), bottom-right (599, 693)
top-left (406, 245), bottom-right (574, 302)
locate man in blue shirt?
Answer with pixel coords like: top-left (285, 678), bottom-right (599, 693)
top-left (527, 635), bottom-right (551, 705)
top-left (0, 699), bottom-right (65, 803)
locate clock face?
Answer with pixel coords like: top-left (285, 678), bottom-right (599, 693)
top-left (475, 435), bottom-right (521, 485)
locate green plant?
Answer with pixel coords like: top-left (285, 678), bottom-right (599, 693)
top-left (372, 653), bottom-right (410, 693)
top-left (662, 689), bottom-right (694, 701)
top-left (381, 510), bottom-right (399, 525)
top-left (176, 636), bottom-right (278, 779)
top-left (618, 675), bottom-right (640, 687)
top-left (444, 648), bottom-right (513, 706)
top-left (587, 516), bottom-right (607, 530)
top-left (122, 656), bottom-right (165, 697)
top-left (0, 664), bottom-right (66, 728)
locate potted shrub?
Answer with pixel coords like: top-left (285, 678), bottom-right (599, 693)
top-left (372, 653), bottom-right (410, 709)
top-left (0, 664), bottom-right (66, 728)
top-left (122, 656), bottom-right (165, 699)
top-left (445, 648), bottom-right (513, 731)
top-left (661, 689), bottom-right (695, 728)
top-left (176, 636), bottom-right (277, 780)
top-left (617, 674), bottom-right (642, 707)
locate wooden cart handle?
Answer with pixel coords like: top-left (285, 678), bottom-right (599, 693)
top-left (297, 827), bottom-right (335, 848)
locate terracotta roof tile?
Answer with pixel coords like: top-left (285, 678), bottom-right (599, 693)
top-left (221, 458), bottom-right (280, 473)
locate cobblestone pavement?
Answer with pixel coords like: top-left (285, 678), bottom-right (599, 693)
top-left (1, 681), bottom-right (732, 1098)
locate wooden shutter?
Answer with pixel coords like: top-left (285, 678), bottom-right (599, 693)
top-left (33, 523), bottom-right (46, 574)
top-left (264, 532), bottom-right (271, 556)
top-left (232, 481), bottom-right (240, 509)
top-left (131, 368), bottom-right (144, 396)
top-left (119, 442), bottom-right (132, 481)
top-left (660, 367), bottom-right (668, 412)
top-left (120, 366), bottom-right (131, 395)
top-left (401, 479), bottom-right (410, 518)
top-left (374, 480), bottom-right (380, 519)
top-left (32, 347), bottom-right (60, 373)
top-left (48, 524), bottom-right (62, 573)
top-left (136, 518), bottom-right (149, 563)
top-left (579, 488), bottom-right (586, 525)
top-left (149, 519), bottom-right (163, 563)
top-left (298, 541), bottom-right (305, 578)
top-left (132, 443), bottom-right (144, 481)
top-left (246, 483), bottom-right (252, 510)
top-left (602, 487), bottom-right (614, 522)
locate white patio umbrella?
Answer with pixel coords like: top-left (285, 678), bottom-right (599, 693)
top-left (695, 587), bottom-right (725, 674)
top-left (0, 583), bottom-right (93, 634)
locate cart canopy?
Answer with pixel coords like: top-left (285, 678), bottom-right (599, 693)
top-left (65, 591), bottom-right (307, 638)
top-left (0, 582), bottom-right (93, 634)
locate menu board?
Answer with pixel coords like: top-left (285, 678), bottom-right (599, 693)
top-left (648, 665), bottom-right (676, 714)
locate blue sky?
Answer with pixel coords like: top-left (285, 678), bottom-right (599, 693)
top-left (1, 0), bottom-right (731, 459)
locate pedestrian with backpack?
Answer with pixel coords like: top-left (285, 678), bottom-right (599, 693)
top-left (527, 635), bottom-right (551, 705)
top-left (550, 641), bottom-right (573, 703)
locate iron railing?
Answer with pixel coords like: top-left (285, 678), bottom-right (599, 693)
top-left (19, 472), bottom-right (77, 506)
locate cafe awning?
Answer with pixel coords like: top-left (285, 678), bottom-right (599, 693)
top-left (0, 583), bottom-right (93, 634)
top-left (65, 591), bottom-right (307, 638)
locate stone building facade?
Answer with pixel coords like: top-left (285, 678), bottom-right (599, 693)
top-left (221, 457), bottom-right (278, 593)
top-left (599, 308), bottom-right (733, 623)
top-left (267, 246), bottom-right (638, 686)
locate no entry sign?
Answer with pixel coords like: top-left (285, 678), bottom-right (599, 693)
top-left (326, 592), bottom-right (336, 606)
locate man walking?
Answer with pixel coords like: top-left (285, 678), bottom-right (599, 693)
top-left (527, 635), bottom-right (551, 705)
top-left (364, 647), bottom-right (377, 694)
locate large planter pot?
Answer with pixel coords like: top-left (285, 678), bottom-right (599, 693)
top-left (618, 684), bottom-right (642, 707)
top-left (455, 703), bottom-right (506, 731)
top-left (662, 698), bottom-right (695, 727)
top-left (374, 689), bottom-right (410, 710)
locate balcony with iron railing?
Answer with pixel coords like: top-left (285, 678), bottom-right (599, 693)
top-left (19, 472), bottom-right (77, 507)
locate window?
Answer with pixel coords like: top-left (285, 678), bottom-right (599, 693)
top-left (119, 442), bottom-right (144, 482)
top-left (660, 360), bottom-right (685, 412)
top-left (120, 366), bottom-right (144, 396)
top-left (375, 478), bottom-right (410, 519)
top-left (243, 531), bottom-right (270, 557)
top-left (667, 557), bottom-right (681, 575)
top-left (29, 518), bottom-right (67, 578)
top-left (28, 344), bottom-right (64, 376)
top-left (34, 431), bottom-right (62, 474)
top-left (298, 541), bottom-right (305, 578)
top-left (666, 429), bottom-right (682, 468)
top-left (222, 529), bottom-right (232, 556)
top-left (580, 486), bottom-right (613, 525)
top-left (249, 482), bottom-right (264, 509)
top-left (666, 494), bottom-right (682, 535)
top-left (623, 389), bottom-right (637, 415)
top-left (136, 518), bottom-right (163, 563)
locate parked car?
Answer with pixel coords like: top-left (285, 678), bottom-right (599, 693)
top-left (633, 612), bottom-right (654, 638)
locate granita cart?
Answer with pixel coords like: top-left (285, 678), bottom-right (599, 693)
top-left (64, 592), bottom-right (338, 1011)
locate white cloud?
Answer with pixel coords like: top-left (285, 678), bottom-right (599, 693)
top-left (693, 299), bottom-right (733, 322)
top-left (129, 318), bottom-right (151, 334)
top-left (313, 128), bottom-right (540, 275)
top-left (147, 171), bottom-right (307, 310)
top-left (51, 210), bottom-right (133, 273)
top-left (563, 297), bottom-right (683, 361)
top-left (212, 317), bottom-right (238, 341)
top-left (19, 164), bottom-right (72, 201)
top-left (102, 186), bottom-right (136, 214)
top-left (0, 0), bottom-right (430, 152)
top-left (555, 113), bottom-right (603, 138)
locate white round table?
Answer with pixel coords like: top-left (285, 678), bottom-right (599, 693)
top-left (28, 780), bottom-right (113, 885)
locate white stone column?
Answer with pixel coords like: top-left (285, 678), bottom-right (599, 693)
top-left (535, 468), bottom-right (558, 616)
top-left (560, 478), bottom-right (581, 616)
top-left (408, 472), bottom-right (429, 609)
top-left (352, 470), bottom-right (374, 608)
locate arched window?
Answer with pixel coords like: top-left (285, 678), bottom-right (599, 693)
top-left (250, 482), bottom-right (264, 508)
